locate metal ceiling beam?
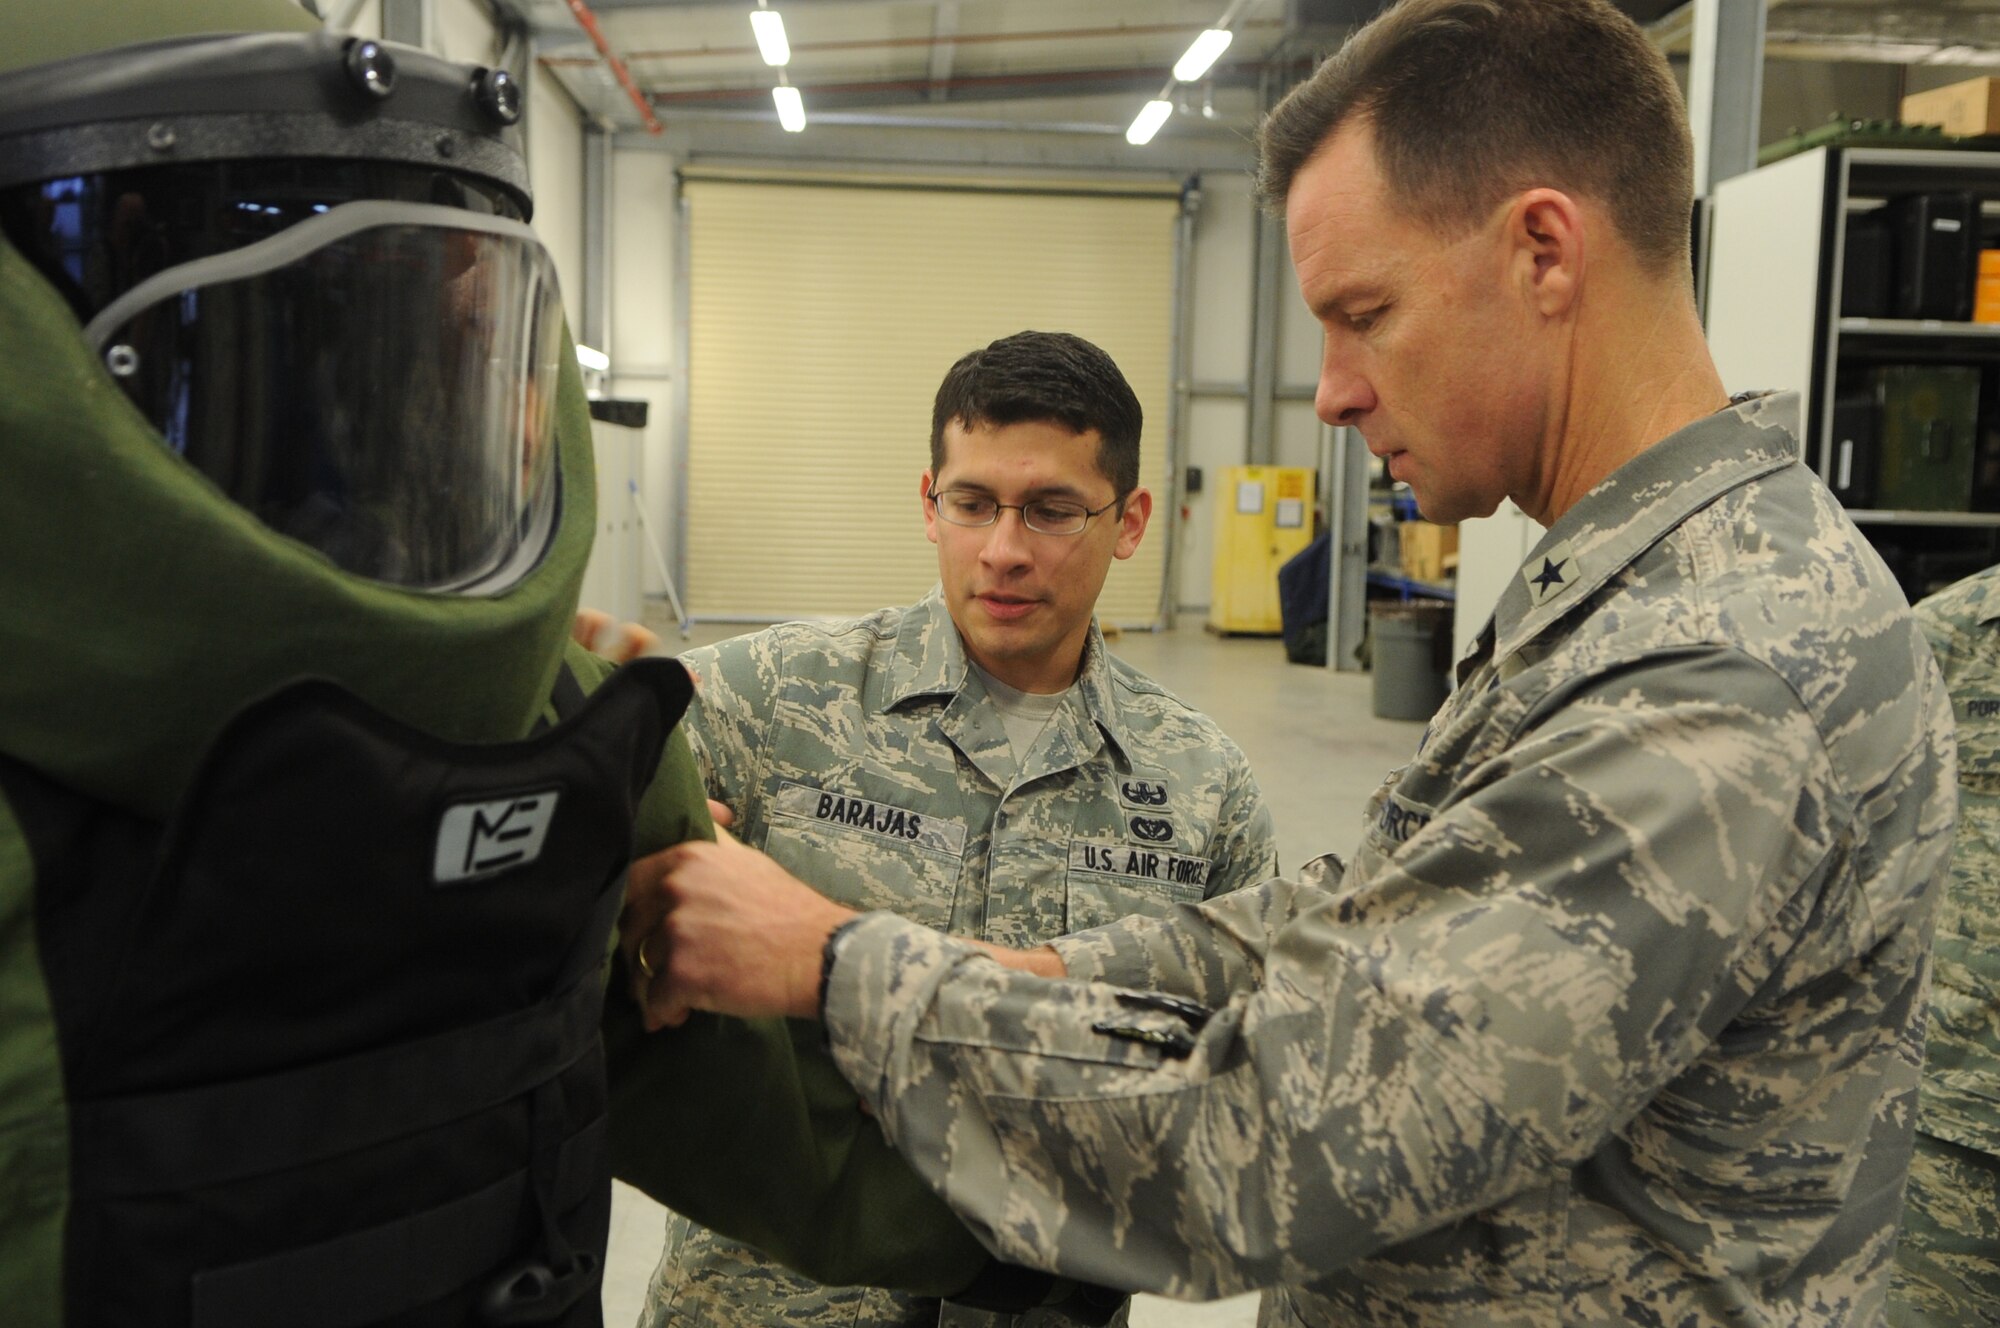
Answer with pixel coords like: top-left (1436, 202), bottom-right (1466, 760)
top-left (617, 61), bottom-right (1266, 112)
top-left (615, 117), bottom-right (1256, 173)
top-left (1648, 0), bottom-right (1794, 55)
top-left (562, 0), bottom-right (665, 130)
top-left (1763, 6), bottom-right (2000, 63)
top-left (585, 20), bottom-right (1285, 69)
top-left (1652, 1), bottom-right (2000, 65)
top-left (628, 105), bottom-right (1255, 136)
top-left (568, 0), bottom-right (871, 7)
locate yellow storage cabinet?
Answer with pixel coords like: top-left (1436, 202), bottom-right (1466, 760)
top-left (1209, 465), bottom-right (1315, 634)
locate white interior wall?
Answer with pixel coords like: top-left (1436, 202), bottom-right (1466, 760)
top-left (338, 0), bottom-right (500, 69)
top-left (342, 0), bottom-right (383, 38)
top-left (1175, 169), bottom-right (1328, 612)
top-left (1183, 171), bottom-right (1256, 615)
top-left (1272, 240), bottom-right (1327, 477)
top-left (1276, 255), bottom-right (1326, 462)
top-left (528, 70), bottom-right (587, 336)
top-left (610, 151), bottom-right (680, 600)
top-left (434, 0), bottom-right (499, 64)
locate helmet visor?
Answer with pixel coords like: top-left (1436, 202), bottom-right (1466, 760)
top-left (83, 201), bottom-right (565, 594)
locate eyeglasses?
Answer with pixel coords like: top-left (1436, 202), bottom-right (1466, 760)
top-left (927, 487), bottom-right (1119, 537)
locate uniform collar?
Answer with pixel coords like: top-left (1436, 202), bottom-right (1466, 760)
top-left (881, 587), bottom-right (968, 708)
top-left (1969, 568), bottom-right (2000, 625)
top-left (1476, 391), bottom-right (1800, 676)
top-left (879, 586), bottom-right (1126, 758)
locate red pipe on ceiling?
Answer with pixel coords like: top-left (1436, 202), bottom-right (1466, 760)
top-left (564, 0), bottom-right (665, 133)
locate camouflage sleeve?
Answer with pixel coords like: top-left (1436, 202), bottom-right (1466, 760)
top-left (674, 630), bottom-right (781, 809)
top-left (825, 650), bottom-right (1846, 1299)
top-left (1045, 856), bottom-right (1342, 1007)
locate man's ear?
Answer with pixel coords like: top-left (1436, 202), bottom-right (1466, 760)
top-left (1510, 188), bottom-right (1584, 318)
top-left (1113, 488), bottom-right (1152, 560)
top-left (920, 470), bottom-right (940, 545)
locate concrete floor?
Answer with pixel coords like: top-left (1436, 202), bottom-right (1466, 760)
top-left (602, 609), bottom-right (1429, 1326)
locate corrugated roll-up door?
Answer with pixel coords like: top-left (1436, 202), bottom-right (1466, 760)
top-left (682, 173), bottom-right (1177, 623)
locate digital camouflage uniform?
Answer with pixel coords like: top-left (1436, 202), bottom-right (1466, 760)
top-left (1891, 569), bottom-right (2000, 1325)
top-left (817, 394), bottom-right (1959, 1327)
top-left (641, 588), bottom-right (1279, 1328)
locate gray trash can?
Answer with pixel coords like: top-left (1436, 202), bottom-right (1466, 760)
top-left (1369, 601), bottom-right (1453, 721)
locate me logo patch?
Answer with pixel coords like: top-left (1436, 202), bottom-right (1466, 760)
top-left (1129, 816), bottom-right (1175, 843)
top-left (434, 790), bottom-right (560, 885)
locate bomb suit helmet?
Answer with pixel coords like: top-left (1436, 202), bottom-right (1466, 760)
top-left (0, 0), bottom-right (566, 593)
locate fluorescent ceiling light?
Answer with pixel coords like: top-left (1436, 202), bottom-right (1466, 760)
top-left (1126, 99), bottom-right (1173, 146)
top-left (1173, 28), bottom-right (1233, 83)
top-left (575, 344), bottom-right (610, 372)
top-left (750, 9), bottom-right (791, 66)
top-left (773, 84), bottom-right (806, 132)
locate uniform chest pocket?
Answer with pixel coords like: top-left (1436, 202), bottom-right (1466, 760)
top-left (1955, 705), bottom-right (2000, 795)
top-left (1064, 839), bottom-right (1210, 932)
top-left (1359, 763), bottom-right (1440, 858)
top-left (761, 781), bottom-right (966, 930)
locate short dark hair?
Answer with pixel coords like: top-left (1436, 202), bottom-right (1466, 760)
top-left (1257, 0), bottom-right (1693, 275)
top-left (929, 331), bottom-right (1142, 499)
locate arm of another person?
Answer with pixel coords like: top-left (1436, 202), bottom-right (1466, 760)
top-left (805, 650), bottom-right (1893, 1300)
top-left (595, 629), bottom-right (995, 1296)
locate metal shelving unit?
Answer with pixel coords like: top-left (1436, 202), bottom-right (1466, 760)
top-left (1839, 318), bottom-right (2000, 337)
top-left (1707, 146), bottom-right (2000, 596)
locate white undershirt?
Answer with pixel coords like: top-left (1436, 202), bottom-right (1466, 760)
top-left (969, 660), bottom-right (1072, 768)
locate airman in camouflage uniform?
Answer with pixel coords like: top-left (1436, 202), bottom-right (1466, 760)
top-left (628, 2), bottom-right (1959, 1323)
top-left (1891, 568), bottom-right (2000, 1325)
top-left (814, 393), bottom-right (1956, 1325)
top-left (639, 333), bottom-right (1279, 1328)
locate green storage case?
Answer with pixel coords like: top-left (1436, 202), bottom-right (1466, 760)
top-left (1876, 365), bottom-right (1980, 512)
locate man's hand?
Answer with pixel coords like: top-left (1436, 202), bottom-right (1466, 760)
top-left (622, 826), bottom-right (856, 1030)
top-left (619, 795), bottom-right (1064, 1029)
top-left (572, 607), bottom-right (659, 663)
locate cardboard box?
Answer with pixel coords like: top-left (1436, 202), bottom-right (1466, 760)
top-left (1902, 77), bottom-right (2000, 137)
top-left (1400, 520), bottom-right (1459, 583)
top-left (1978, 250), bottom-right (2000, 323)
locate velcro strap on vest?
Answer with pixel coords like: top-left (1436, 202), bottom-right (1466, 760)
top-left (74, 971), bottom-right (604, 1196)
top-left (188, 1116), bottom-right (606, 1328)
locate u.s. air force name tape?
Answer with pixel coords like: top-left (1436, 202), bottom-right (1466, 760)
top-left (1068, 839), bottom-right (1210, 888)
